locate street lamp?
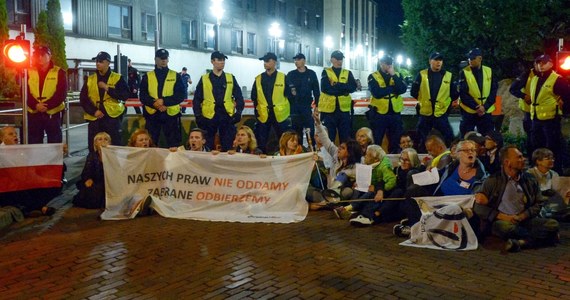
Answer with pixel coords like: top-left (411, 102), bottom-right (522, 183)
top-left (396, 54), bottom-right (403, 70)
top-left (406, 58), bottom-right (412, 68)
top-left (268, 22), bottom-right (282, 53)
top-left (210, 0), bottom-right (224, 51)
top-left (378, 50), bottom-right (384, 59)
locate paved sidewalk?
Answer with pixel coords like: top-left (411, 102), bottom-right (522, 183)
top-left (0, 197), bottom-right (569, 299)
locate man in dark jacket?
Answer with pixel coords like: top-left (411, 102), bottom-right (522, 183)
top-left (474, 145), bottom-right (559, 252)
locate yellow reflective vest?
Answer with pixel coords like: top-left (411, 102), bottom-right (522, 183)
top-left (84, 72), bottom-right (125, 121)
top-left (27, 66), bottom-right (65, 115)
top-left (255, 72), bottom-right (290, 123)
top-left (369, 71), bottom-right (404, 114)
top-left (417, 70), bottom-right (452, 117)
top-left (318, 68), bottom-right (352, 113)
top-left (459, 66), bottom-right (494, 114)
top-left (145, 70), bottom-right (181, 116)
top-left (530, 71), bottom-right (562, 120)
top-left (201, 72), bottom-right (235, 119)
top-left (518, 69), bottom-right (535, 113)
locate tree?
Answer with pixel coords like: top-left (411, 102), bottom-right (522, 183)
top-left (34, 0), bottom-right (67, 70)
top-left (401, 0), bottom-right (561, 78)
top-left (0, 0), bottom-right (20, 98)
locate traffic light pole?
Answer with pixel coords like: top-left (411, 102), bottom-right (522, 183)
top-left (19, 25), bottom-right (29, 144)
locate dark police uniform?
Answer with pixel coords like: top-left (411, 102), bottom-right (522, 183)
top-left (27, 46), bottom-right (67, 144)
top-left (80, 51), bottom-right (129, 152)
top-left (193, 51), bottom-right (244, 151)
top-left (140, 49), bottom-right (186, 148)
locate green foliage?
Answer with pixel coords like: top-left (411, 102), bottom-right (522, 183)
top-left (34, 0), bottom-right (67, 70)
top-left (502, 132), bottom-right (528, 156)
top-left (401, 0), bottom-right (566, 79)
top-left (0, 0), bottom-right (20, 98)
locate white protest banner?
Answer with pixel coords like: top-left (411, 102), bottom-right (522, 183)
top-left (400, 195), bottom-right (478, 251)
top-left (100, 146), bottom-right (313, 223)
top-left (0, 144), bottom-right (63, 193)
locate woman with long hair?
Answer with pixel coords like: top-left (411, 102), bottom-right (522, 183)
top-left (230, 125), bottom-right (263, 155)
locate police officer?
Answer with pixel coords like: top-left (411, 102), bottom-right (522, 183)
top-left (193, 51), bottom-right (244, 151)
top-left (127, 59), bottom-right (142, 114)
top-left (80, 51), bottom-right (129, 152)
top-left (140, 49), bottom-right (186, 149)
top-left (287, 53), bottom-right (320, 145)
top-left (251, 52), bottom-right (292, 153)
top-left (367, 55), bottom-right (407, 153)
top-left (411, 52), bottom-right (457, 149)
top-left (509, 61), bottom-right (537, 155)
top-left (318, 50), bottom-right (357, 143)
top-left (529, 54), bottom-right (570, 172)
top-left (27, 46), bottom-right (67, 144)
top-left (458, 48), bottom-right (498, 137)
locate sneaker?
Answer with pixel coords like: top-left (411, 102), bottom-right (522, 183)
top-left (333, 206), bottom-right (352, 220)
top-left (393, 224), bottom-right (411, 238)
top-left (350, 215), bottom-right (374, 227)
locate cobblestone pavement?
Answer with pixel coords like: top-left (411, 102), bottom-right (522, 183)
top-left (1, 199), bottom-right (569, 299)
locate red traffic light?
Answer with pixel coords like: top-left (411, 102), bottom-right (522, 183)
top-left (556, 51), bottom-right (570, 73)
top-left (2, 38), bottom-right (31, 69)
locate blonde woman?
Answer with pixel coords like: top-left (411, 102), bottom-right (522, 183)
top-left (73, 132), bottom-right (110, 209)
top-left (229, 125), bottom-right (263, 155)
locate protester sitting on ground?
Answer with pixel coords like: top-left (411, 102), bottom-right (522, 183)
top-left (228, 125), bottom-right (263, 155)
top-left (128, 128), bottom-right (155, 148)
top-left (355, 127), bottom-right (374, 156)
top-left (336, 145), bottom-right (396, 226)
top-left (399, 133), bottom-right (415, 151)
top-left (0, 126), bottom-right (59, 217)
top-left (309, 110), bottom-right (362, 206)
top-left (0, 126), bottom-right (19, 146)
top-left (474, 145), bottom-right (560, 252)
top-left (276, 130), bottom-right (305, 156)
top-left (73, 132), bottom-right (110, 209)
top-left (422, 135), bottom-right (451, 169)
top-left (527, 148), bottom-right (570, 221)
top-left (481, 130), bottom-right (504, 175)
top-left (178, 128), bottom-right (211, 152)
top-left (394, 140), bottom-right (487, 237)
top-left (465, 131), bottom-right (487, 157)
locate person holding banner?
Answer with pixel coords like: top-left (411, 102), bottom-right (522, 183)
top-left (178, 128), bottom-right (210, 152)
top-left (230, 125), bottom-right (263, 155)
top-left (0, 126), bottom-right (59, 217)
top-left (128, 129), bottom-right (155, 148)
top-left (73, 132), bottom-right (110, 209)
top-left (474, 145), bottom-right (560, 252)
top-left (80, 51), bottom-right (130, 152)
top-left (276, 131), bottom-right (305, 156)
top-left (394, 140), bottom-right (487, 237)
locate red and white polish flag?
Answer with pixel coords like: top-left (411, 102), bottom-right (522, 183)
top-left (0, 144), bottom-right (64, 193)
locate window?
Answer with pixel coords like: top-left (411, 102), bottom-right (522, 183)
top-left (6, 0), bottom-right (31, 27)
top-left (267, 0), bottom-right (275, 16)
top-left (316, 47), bottom-right (322, 66)
top-left (266, 38), bottom-right (273, 53)
top-left (204, 23), bottom-right (215, 49)
top-left (304, 45), bottom-right (310, 64)
top-left (181, 20), bottom-right (198, 47)
top-left (60, 0), bottom-right (74, 31)
top-left (246, 0), bottom-right (256, 12)
top-left (315, 14), bottom-right (321, 32)
top-left (296, 8), bottom-right (307, 27)
top-left (231, 30), bottom-right (243, 54)
top-left (108, 4), bottom-right (131, 39)
top-left (277, 0), bottom-right (286, 20)
top-left (277, 39), bottom-right (285, 59)
top-left (247, 32), bottom-right (256, 55)
top-left (141, 13), bottom-right (156, 41)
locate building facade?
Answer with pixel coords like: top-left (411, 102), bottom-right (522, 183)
top-left (6, 0), bottom-right (379, 92)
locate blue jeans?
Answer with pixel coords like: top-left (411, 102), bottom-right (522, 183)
top-left (321, 109), bottom-right (351, 143)
top-left (368, 111), bottom-right (403, 153)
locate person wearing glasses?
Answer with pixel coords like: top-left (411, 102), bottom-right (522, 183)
top-left (394, 140), bottom-right (487, 238)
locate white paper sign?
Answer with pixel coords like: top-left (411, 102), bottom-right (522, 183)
top-left (411, 167), bottom-right (440, 186)
top-left (355, 163), bottom-right (372, 192)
